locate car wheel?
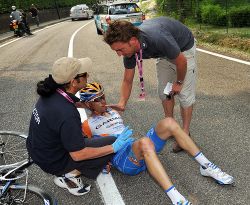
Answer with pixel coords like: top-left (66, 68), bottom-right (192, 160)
top-left (71, 18), bottom-right (75, 21)
top-left (96, 27), bottom-right (103, 35)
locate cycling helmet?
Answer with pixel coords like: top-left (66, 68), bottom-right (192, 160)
top-left (80, 82), bottom-right (104, 102)
top-left (11, 6), bottom-right (16, 10)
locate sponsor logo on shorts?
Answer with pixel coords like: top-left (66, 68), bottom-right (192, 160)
top-left (128, 157), bottom-right (140, 166)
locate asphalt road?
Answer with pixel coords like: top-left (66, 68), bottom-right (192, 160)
top-left (0, 19), bottom-right (249, 205)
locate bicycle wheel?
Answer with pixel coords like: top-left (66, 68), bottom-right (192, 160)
top-left (0, 131), bottom-right (28, 165)
top-left (0, 184), bottom-right (56, 205)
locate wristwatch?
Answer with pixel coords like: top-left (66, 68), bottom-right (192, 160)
top-left (176, 80), bottom-right (183, 85)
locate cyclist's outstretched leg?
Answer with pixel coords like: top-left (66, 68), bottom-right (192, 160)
top-left (152, 117), bottom-right (234, 185)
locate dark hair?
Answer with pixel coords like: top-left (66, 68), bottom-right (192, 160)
top-left (37, 75), bottom-right (62, 97)
top-left (104, 20), bottom-right (140, 45)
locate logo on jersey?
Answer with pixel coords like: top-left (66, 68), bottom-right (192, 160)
top-left (96, 116), bottom-right (122, 129)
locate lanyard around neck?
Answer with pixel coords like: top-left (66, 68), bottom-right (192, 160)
top-left (135, 48), bottom-right (145, 101)
top-left (56, 88), bottom-right (74, 104)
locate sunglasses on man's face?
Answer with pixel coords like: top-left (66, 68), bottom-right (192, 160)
top-left (89, 94), bottom-right (105, 103)
top-left (75, 72), bottom-right (88, 79)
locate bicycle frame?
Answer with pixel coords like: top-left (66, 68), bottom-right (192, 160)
top-left (0, 159), bottom-right (30, 202)
top-left (0, 131), bottom-right (56, 204)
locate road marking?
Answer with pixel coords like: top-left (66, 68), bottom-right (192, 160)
top-left (68, 20), bottom-right (93, 57)
top-left (97, 173), bottom-right (125, 205)
top-left (197, 48), bottom-right (250, 66)
top-left (1, 22), bottom-right (249, 67)
top-left (0, 21), bottom-right (66, 49)
top-left (0, 37), bottom-right (21, 48)
top-left (69, 22), bottom-right (125, 205)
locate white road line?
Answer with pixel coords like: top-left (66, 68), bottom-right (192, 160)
top-left (0, 38), bottom-right (21, 48)
top-left (69, 22), bottom-right (125, 205)
top-left (97, 173), bottom-right (125, 205)
top-left (68, 20), bottom-right (93, 57)
top-left (197, 48), bottom-right (250, 65)
top-left (0, 21), bottom-right (66, 49)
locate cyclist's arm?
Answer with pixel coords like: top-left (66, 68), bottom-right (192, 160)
top-left (69, 145), bottom-right (114, 161)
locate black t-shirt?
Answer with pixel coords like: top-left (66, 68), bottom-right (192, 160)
top-left (124, 16), bottom-right (194, 68)
top-left (29, 8), bottom-right (38, 17)
top-left (27, 91), bottom-right (86, 174)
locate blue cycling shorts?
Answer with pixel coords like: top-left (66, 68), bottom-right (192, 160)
top-left (111, 127), bottom-right (166, 176)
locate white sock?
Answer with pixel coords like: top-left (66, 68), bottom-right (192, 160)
top-left (165, 185), bottom-right (186, 204)
top-left (194, 151), bottom-right (211, 167)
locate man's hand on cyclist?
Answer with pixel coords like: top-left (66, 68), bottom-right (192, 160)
top-left (105, 103), bottom-right (125, 112)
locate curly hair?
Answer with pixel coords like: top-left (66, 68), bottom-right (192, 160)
top-left (104, 20), bottom-right (140, 45)
top-left (37, 75), bottom-right (63, 97)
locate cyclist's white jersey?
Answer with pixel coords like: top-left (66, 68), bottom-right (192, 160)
top-left (82, 108), bottom-right (125, 138)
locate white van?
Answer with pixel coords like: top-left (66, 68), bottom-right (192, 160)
top-left (70, 4), bottom-right (94, 20)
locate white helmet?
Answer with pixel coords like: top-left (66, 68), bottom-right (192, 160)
top-left (11, 6), bottom-right (16, 10)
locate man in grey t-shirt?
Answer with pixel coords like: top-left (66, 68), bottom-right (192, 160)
top-left (104, 17), bottom-right (197, 152)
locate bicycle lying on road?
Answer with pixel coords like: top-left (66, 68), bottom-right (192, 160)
top-left (0, 131), bottom-right (57, 204)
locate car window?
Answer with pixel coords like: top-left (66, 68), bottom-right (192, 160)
top-left (82, 6), bottom-right (89, 10)
top-left (109, 3), bottom-right (141, 15)
top-left (98, 5), bottom-right (109, 15)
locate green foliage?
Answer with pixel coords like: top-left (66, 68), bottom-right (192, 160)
top-left (0, 0), bottom-right (96, 13)
top-left (155, 0), bottom-right (167, 14)
top-left (200, 4), bottom-right (227, 26)
top-left (142, 0), bottom-right (250, 54)
top-left (229, 5), bottom-right (250, 27)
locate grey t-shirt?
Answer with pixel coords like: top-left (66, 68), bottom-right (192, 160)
top-left (124, 17), bottom-right (194, 68)
top-left (10, 10), bottom-right (22, 21)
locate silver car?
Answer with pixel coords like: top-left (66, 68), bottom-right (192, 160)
top-left (70, 4), bottom-right (94, 20)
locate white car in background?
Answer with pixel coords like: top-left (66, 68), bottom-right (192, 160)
top-left (70, 4), bottom-right (94, 20)
top-left (94, 2), bottom-right (145, 35)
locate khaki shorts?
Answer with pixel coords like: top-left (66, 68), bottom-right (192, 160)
top-left (156, 42), bottom-right (197, 108)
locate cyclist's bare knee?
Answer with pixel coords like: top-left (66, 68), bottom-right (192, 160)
top-left (132, 137), bottom-right (155, 160)
top-left (139, 137), bottom-right (155, 155)
top-left (155, 117), bottom-right (180, 140)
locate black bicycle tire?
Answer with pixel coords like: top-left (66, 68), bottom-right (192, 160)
top-left (0, 130), bottom-right (28, 165)
top-left (0, 184), bottom-right (56, 205)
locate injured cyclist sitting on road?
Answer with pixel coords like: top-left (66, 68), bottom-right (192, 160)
top-left (79, 82), bottom-right (234, 205)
